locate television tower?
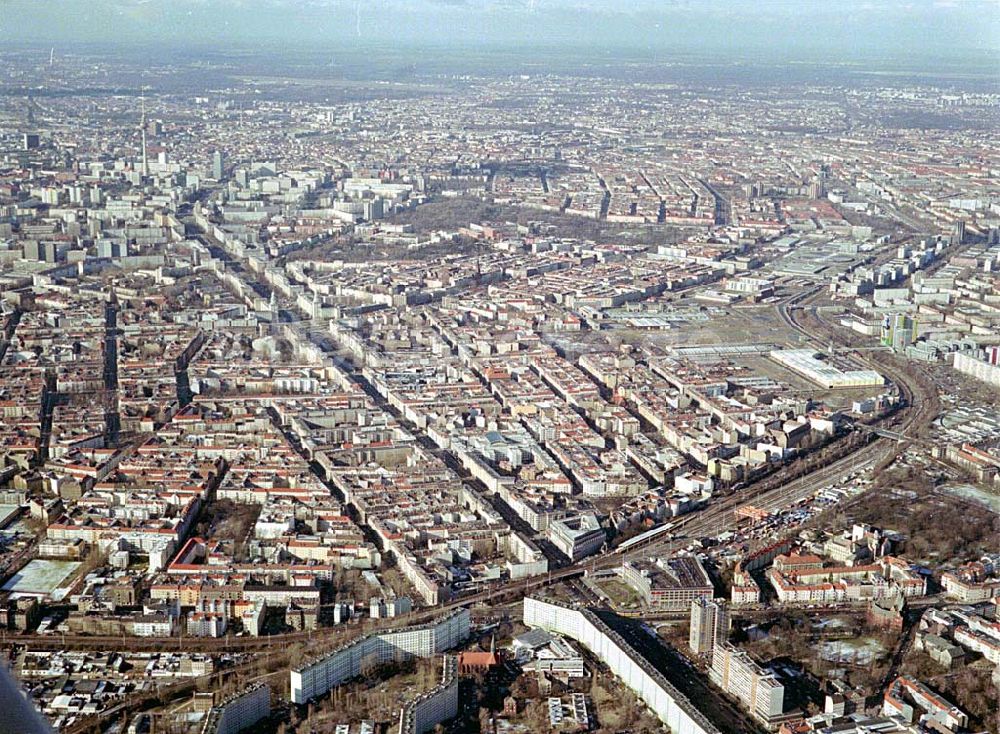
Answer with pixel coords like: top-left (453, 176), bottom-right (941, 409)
top-left (139, 90), bottom-right (149, 178)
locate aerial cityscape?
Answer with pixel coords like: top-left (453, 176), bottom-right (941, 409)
top-left (0, 1), bottom-right (998, 733)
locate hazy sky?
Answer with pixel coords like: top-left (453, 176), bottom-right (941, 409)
top-left (1, 0), bottom-right (997, 60)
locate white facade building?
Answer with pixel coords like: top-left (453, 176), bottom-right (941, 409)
top-left (523, 597), bottom-right (721, 734)
top-left (689, 598), bottom-right (730, 655)
top-left (770, 350), bottom-right (884, 389)
top-left (201, 684), bottom-right (271, 734)
top-left (290, 608), bottom-right (470, 703)
top-left (709, 642), bottom-right (784, 727)
top-left (953, 351), bottom-right (1000, 388)
top-left (548, 513), bottom-right (605, 561)
top-left (397, 655), bottom-right (459, 734)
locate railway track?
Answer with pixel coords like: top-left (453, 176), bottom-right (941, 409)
top-left (614, 287), bottom-right (938, 561)
top-left (790, 291), bottom-right (938, 439)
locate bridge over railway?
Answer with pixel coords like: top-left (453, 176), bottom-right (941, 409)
top-left (854, 423), bottom-right (931, 445)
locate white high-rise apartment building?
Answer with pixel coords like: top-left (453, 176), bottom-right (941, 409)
top-left (689, 597), bottom-right (730, 654)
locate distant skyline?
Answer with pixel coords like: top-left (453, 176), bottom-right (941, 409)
top-left (1, 0), bottom-right (998, 63)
